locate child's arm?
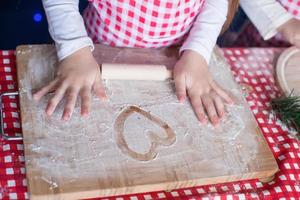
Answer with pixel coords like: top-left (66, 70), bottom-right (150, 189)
top-left (42, 0), bottom-right (93, 60)
top-left (174, 0), bottom-right (233, 126)
top-left (240, 0), bottom-right (296, 41)
top-left (34, 0), bottom-right (106, 121)
top-left (180, 0), bottom-right (228, 64)
top-left (241, 0), bottom-right (300, 47)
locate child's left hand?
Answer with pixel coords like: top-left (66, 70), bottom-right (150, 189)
top-left (279, 18), bottom-right (300, 47)
top-left (173, 50), bottom-right (234, 126)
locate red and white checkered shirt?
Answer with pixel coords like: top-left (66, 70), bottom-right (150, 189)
top-left (42, 0), bottom-right (228, 62)
top-left (279, 0), bottom-right (300, 19)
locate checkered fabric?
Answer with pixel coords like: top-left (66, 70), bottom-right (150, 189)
top-left (232, 0), bottom-right (300, 47)
top-left (279, 0), bottom-right (300, 19)
top-left (0, 48), bottom-right (300, 199)
top-left (83, 0), bottom-right (204, 48)
top-left (0, 51), bottom-right (27, 200)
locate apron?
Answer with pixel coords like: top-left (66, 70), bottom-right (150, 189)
top-left (279, 0), bottom-right (300, 19)
top-left (83, 0), bottom-right (205, 47)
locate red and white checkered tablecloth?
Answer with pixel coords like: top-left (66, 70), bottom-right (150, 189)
top-left (0, 48), bottom-right (299, 200)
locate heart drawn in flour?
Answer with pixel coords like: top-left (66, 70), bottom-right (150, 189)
top-left (114, 106), bottom-right (176, 161)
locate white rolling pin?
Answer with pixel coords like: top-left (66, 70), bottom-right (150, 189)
top-left (101, 63), bottom-right (172, 81)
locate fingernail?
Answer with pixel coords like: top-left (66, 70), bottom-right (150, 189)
top-left (220, 112), bottom-right (225, 118)
top-left (179, 96), bottom-right (185, 103)
top-left (62, 114), bottom-right (70, 121)
top-left (211, 119), bottom-right (219, 127)
top-left (214, 122), bottom-right (220, 128)
top-left (33, 94), bottom-right (38, 101)
top-left (200, 117), bottom-right (207, 124)
top-left (102, 96), bottom-right (108, 102)
top-left (45, 109), bottom-right (51, 116)
top-left (81, 111), bottom-right (88, 117)
top-left (200, 120), bottom-right (207, 125)
top-left (212, 117), bottom-right (219, 125)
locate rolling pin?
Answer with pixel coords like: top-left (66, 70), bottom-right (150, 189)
top-left (101, 63), bottom-right (172, 81)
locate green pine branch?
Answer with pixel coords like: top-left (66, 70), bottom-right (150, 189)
top-left (271, 91), bottom-right (300, 140)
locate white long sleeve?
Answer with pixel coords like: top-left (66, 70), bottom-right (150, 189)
top-left (42, 0), bottom-right (94, 61)
top-left (43, 0), bottom-right (227, 63)
top-left (180, 0), bottom-right (228, 63)
top-left (240, 0), bottom-right (293, 40)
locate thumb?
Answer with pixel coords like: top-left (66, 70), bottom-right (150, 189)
top-left (174, 70), bottom-right (187, 103)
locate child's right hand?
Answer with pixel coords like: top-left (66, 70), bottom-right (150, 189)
top-left (173, 50), bottom-right (234, 126)
top-left (33, 46), bottom-right (107, 121)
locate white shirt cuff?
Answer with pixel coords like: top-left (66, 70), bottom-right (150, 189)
top-left (179, 0), bottom-right (228, 64)
top-left (262, 14), bottom-right (293, 40)
top-left (240, 0), bottom-right (294, 40)
top-left (57, 37), bottom-right (94, 61)
top-left (179, 45), bottom-right (211, 64)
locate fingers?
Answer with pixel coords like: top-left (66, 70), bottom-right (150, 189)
top-left (187, 85), bottom-right (228, 126)
top-left (211, 92), bottom-right (225, 118)
top-left (211, 81), bottom-right (234, 104)
top-left (47, 84), bottom-right (93, 120)
top-left (188, 91), bottom-right (206, 124)
top-left (62, 88), bottom-right (79, 121)
top-left (201, 95), bottom-right (220, 126)
top-left (33, 79), bottom-right (58, 101)
top-left (174, 73), bottom-right (187, 103)
top-left (40, 80), bottom-right (101, 120)
top-left (80, 86), bottom-right (92, 117)
top-left (45, 83), bottom-right (68, 116)
top-left (93, 77), bottom-right (107, 101)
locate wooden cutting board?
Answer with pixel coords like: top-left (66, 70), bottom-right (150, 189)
top-left (16, 44), bottom-right (278, 200)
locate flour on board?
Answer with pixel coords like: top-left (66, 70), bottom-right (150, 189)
top-left (20, 48), bottom-right (259, 188)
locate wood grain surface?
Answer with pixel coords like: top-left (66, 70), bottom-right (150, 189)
top-left (16, 44), bottom-right (278, 200)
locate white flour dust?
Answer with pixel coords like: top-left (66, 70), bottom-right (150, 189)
top-left (20, 48), bottom-right (259, 189)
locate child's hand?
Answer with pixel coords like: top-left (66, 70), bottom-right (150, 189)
top-left (33, 46), bottom-right (107, 121)
top-left (173, 50), bottom-right (234, 126)
top-left (279, 18), bottom-right (300, 47)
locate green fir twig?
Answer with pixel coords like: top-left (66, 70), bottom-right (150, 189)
top-left (271, 91), bottom-right (300, 140)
